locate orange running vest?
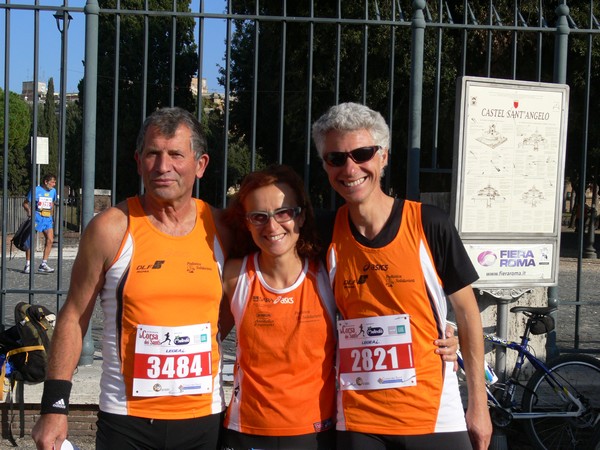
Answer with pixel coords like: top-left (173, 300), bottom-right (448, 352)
top-left (224, 253), bottom-right (337, 435)
top-left (328, 200), bottom-right (466, 434)
top-left (99, 196), bottom-right (226, 419)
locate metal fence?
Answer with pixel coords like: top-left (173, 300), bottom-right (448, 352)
top-left (1, 1), bottom-right (599, 351)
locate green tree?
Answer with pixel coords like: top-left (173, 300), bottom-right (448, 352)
top-left (224, 1), bottom-right (417, 204)
top-left (195, 94), bottom-right (265, 207)
top-left (95, 0), bottom-right (199, 200)
top-left (0, 88), bottom-right (32, 194)
top-left (40, 78), bottom-right (59, 177)
top-left (65, 95), bottom-right (83, 190)
top-left (225, 1), bottom-right (594, 199)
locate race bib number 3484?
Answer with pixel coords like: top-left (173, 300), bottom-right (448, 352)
top-left (132, 323), bottom-right (212, 397)
top-left (337, 315), bottom-right (415, 391)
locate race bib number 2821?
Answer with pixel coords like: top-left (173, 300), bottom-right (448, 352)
top-left (337, 314), bottom-right (415, 391)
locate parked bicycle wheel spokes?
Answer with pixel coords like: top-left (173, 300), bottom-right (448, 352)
top-left (522, 354), bottom-right (600, 450)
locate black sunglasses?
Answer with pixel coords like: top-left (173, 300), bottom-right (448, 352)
top-left (246, 207), bottom-right (302, 226)
top-left (323, 146), bottom-right (382, 167)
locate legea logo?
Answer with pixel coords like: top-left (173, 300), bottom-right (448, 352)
top-left (477, 251), bottom-right (497, 266)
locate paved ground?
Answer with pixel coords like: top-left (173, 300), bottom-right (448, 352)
top-left (2, 228), bottom-right (599, 449)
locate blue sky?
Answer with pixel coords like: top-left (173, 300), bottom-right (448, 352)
top-left (0, 1), bottom-right (227, 95)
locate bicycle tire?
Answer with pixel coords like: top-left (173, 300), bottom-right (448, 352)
top-left (522, 354), bottom-right (600, 450)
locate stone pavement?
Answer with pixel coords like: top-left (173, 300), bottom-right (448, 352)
top-left (2, 228), bottom-right (600, 449)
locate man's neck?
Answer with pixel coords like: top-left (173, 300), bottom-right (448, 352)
top-left (139, 194), bottom-right (197, 236)
top-left (347, 193), bottom-right (394, 240)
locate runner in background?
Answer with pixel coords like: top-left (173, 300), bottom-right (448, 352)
top-left (22, 173), bottom-right (57, 274)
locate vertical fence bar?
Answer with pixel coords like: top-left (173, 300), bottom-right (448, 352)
top-left (139, 0), bottom-right (149, 195)
top-left (511, 0), bottom-right (518, 79)
top-left (169, 0), bottom-right (176, 107)
top-left (546, 0), bottom-right (570, 361)
top-left (221, 0), bottom-right (232, 208)
top-left (251, 2), bottom-right (260, 171)
top-left (328, 0), bottom-right (343, 210)
top-left (27, 2), bottom-right (41, 298)
top-left (536, 0), bottom-right (544, 81)
top-left (573, 2), bottom-right (596, 349)
top-left (384, 1), bottom-right (397, 195)
top-left (195, 0), bottom-right (204, 126)
top-left (277, 0), bottom-right (287, 164)
top-left (406, 0), bottom-right (426, 200)
top-left (486, 0), bottom-right (492, 77)
top-left (304, 1), bottom-right (315, 186)
top-left (430, 1), bottom-right (443, 171)
top-left (194, 0), bottom-right (205, 200)
top-left (79, 0), bottom-right (100, 366)
top-left (1, 2), bottom-right (11, 323)
top-left (56, 3), bottom-right (71, 310)
top-left (361, 0), bottom-right (368, 105)
top-left (460, 0), bottom-right (467, 76)
top-left (111, 1), bottom-right (121, 204)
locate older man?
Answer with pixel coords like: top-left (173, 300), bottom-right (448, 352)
top-left (32, 107), bottom-right (231, 450)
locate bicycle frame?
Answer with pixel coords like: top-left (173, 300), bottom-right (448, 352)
top-left (480, 333), bottom-right (587, 421)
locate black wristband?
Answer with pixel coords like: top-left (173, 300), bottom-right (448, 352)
top-left (40, 379), bottom-right (72, 415)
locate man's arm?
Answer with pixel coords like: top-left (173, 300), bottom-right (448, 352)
top-left (448, 286), bottom-right (492, 450)
top-left (31, 205), bottom-right (127, 450)
top-left (211, 206), bottom-right (233, 256)
top-left (23, 199), bottom-right (31, 216)
top-left (219, 258), bottom-right (243, 339)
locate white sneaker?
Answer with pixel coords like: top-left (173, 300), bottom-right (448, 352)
top-left (23, 265), bottom-right (30, 274)
top-left (38, 262), bottom-right (55, 273)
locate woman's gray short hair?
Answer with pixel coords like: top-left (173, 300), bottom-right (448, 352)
top-left (135, 107), bottom-right (207, 160)
top-left (311, 102), bottom-right (390, 157)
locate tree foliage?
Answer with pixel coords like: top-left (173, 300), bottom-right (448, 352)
top-left (0, 88), bottom-right (32, 194)
top-left (94, 0), bottom-right (199, 200)
top-left (65, 92), bottom-right (83, 190)
top-left (38, 78), bottom-right (59, 178)
top-left (224, 0), bottom-right (599, 202)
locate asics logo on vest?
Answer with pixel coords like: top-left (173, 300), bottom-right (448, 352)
top-left (273, 296), bottom-right (294, 304)
top-left (363, 262), bottom-right (388, 271)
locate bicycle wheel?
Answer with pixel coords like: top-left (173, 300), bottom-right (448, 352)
top-left (522, 354), bottom-right (600, 450)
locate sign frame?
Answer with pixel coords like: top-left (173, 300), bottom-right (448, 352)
top-left (451, 76), bottom-right (569, 287)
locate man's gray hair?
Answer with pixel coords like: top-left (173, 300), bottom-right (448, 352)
top-left (135, 107), bottom-right (207, 160)
top-left (311, 102), bottom-right (390, 157)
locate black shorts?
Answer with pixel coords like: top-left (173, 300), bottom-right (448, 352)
top-left (222, 428), bottom-right (336, 450)
top-left (336, 430), bottom-right (472, 450)
top-left (96, 410), bottom-right (223, 450)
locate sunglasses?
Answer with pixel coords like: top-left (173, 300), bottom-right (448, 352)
top-left (246, 206), bottom-right (302, 226)
top-left (323, 145), bottom-right (382, 167)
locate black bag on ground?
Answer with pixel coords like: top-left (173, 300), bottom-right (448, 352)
top-left (0, 302), bottom-right (56, 384)
top-left (11, 217), bottom-right (32, 253)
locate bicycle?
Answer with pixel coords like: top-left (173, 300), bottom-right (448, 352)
top-left (455, 305), bottom-right (600, 450)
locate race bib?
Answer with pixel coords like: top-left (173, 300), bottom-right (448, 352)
top-left (132, 323), bottom-right (212, 397)
top-left (337, 314), bottom-right (416, 390)
top-left (37, 197), bottom-right (53, 211)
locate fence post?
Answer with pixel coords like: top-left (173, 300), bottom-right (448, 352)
top-left (406, 0), bottom-right (426, 200)
top-left (78, 0), bottom-right (100, 367)
top-left (547, 1), bottom-right (570, 361)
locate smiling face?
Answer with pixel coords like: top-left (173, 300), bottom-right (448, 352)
top-left (243, 182), bottom-right (305, 259)
top-left (135, 124), bottom-right (208, 205)
top-left (322, 128), bottom-right (388, 206)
